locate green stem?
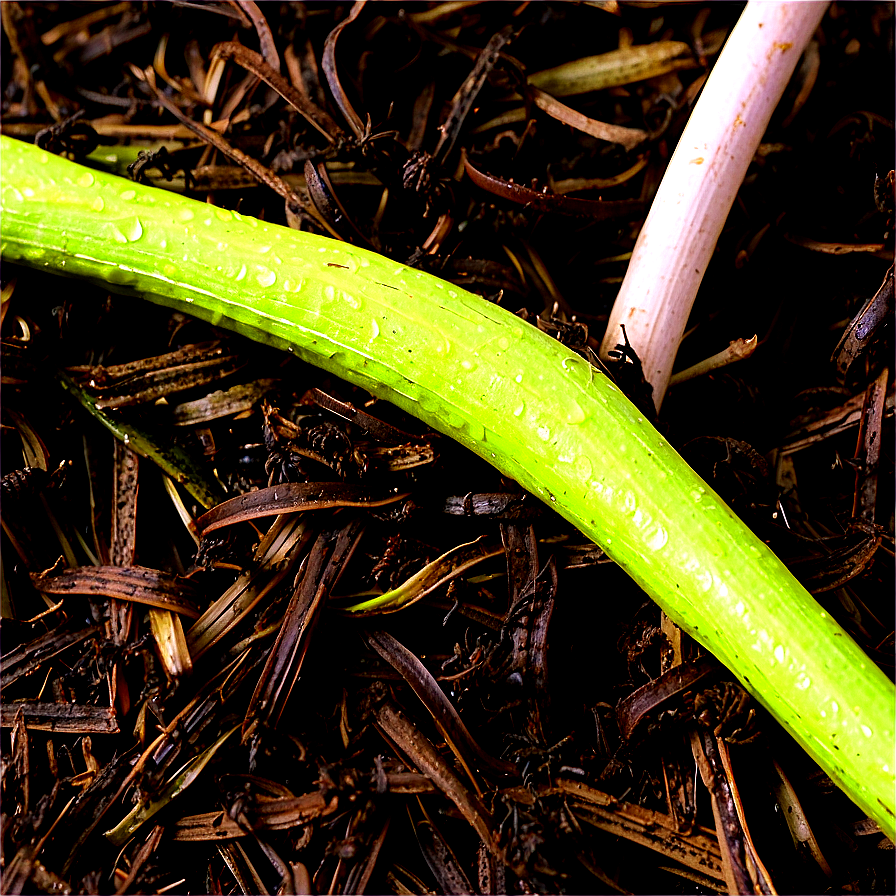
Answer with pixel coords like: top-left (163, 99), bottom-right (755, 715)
top-left (1, 136), bottom-right (892, 838)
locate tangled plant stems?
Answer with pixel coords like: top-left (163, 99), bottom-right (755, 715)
top-left (1, 135), bottom-right (893, 839)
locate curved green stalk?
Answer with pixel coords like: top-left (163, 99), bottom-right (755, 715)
top-left (1, 136), bottom-right (893, 838)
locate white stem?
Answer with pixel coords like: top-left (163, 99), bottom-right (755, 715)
top-left (599, 1), bottom-right (829, 409)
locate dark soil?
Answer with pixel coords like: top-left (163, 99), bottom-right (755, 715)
top-left (1, 3), bottom-right (893, 894)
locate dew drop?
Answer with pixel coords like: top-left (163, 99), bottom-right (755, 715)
top-left (370, 319), bottom-right (380, 339)
top-left (512, 401), bottom-right (525, 418)
top-left (283, 277), bottom-right (303, 293)
top-left (536, 424), bottom-right (551, 441)
top-left (235, 265), bottom-right (247, 281)
top-left (644, 526), bottom-right (668, 551)
top-left (861, 725), bottom-right (873, 738)
top-left (690, 488), bottom-right (704, 502)
top-left (461, 359), bottom-right (477, 371)
top-left (734, 601), bottom-right (745, 616)
top-left (255, 266), bottom-right (276, 287)
top-left (795, 674), bottom-right (811, 690)
top-left (697, 570), bottom-right (713, 592)
top-left (110, 226), bottom-right (128, 244)
top-left (22, 187), bottom-right (35, 198)
top-left (215, 208), bottom-right (232, 221)
top-left (341, 291), bottom-right (362, 310)
top-left (77, 172), bottom-right (95, 188)
top-left (177, 208), bottom-right (194, 222)
top-left (124, 217), bottom-right (143, 242)
top-left (121, 189), bottom-right (136, 201)
top-left (831, 701), bottom-right (839, 713)
top-left (5, 186), bottom-right (24, 202)
top-left (515, 373), bottom-right (523, 383)
top-left (565, 400), bottom-right (586, 425)
top-left (575, 455), bottom-right (593, 480)
top-left (561, 354), bottom-right (593, 388)
top-left (448, 289), bottom-right (457, 298)
top-left (773, 645), bottom-right (785, 663)
top-left (497, 335), bottom-right (510, 351)
top-left (323, 284), bottom-right (336, 303)
top-left (468, 420), bottom-right (485, 441)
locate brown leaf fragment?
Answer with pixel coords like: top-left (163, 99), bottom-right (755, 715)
top-left (431, 24), bottom-right (517, 167)
top-left (528, 39), bottom-right (719, 96)
top-left (321, 0), bottom-right (367, 140)
top-left (134, 65), bottom-right (315, 216)
top-left (30, 565), bottom-right (202, 618)
top-left (188, 516), bottom-right (312, 659)
top-left (171, 777), bottom-right (427, 841)
top-left (783, 233), bottom-right (888, 257)
top-left (171, 379), bottom-right (279, 426)
top-left (310, 388), bottom-right (422, 444)
top-left (1, 624), bottom-right (99, 689)
top-left (212, 41), bottom-right (342, 141)
top-left (440, 492), bottom-right (540, 519)
top-left (616, 654), bottom-right (718, 742)
top-left (305, 159), bottom-right (373, 247)
top-left (552, 155), bottom-right (649, 193)
top-left (337, 536), bottom-right (503, 615)
top-left (111, 440), bottom-right (138, 567)
top-left (217, 840), bottom-right (268, 895)
top-left (556, 780), bottom-right (725, 886)
top-left (105, 723), bottom-right (240, 847)
top-left (414, 813), bottom-right (476, 896)
top-left (790, 532), bottom-right (882, 594)
top-left (689, 729), bottom-right (754, 895)
top-left (68, 344), bottom-right (245, 408)
top-left (1, 702), bottom-right (119, 734)
top-left (244, 520), bottom-right (364, 736)
top-left (113, 824), bottom-right (163, 895)
top-left (372, 694), bottom-right (496, 854)
top-left (463, 153), bottom-right (644, 219)
top-left (358, 441), bottom-right (438, 474)
top-left (527, 85), bottom-right (648, 151)
top-left (233, 1), bottom-right (280, 71)
top-left (781, 382), bottom-right (895, 454)
top-left (195, 482), bottom-right (410, 535)
top-left (770, 757), bottom-right (834, 878)
top-left (715, 739), bottom-right (777, 894)
top-left (173, 791), bottom-right (340, 840)
top-left (364, 629), bottom-right (514, 779)
top-left (852, 366), bottom-right (890, 521)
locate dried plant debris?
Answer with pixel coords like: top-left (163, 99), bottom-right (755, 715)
top-left (1, 2), bottom-right (893, 894)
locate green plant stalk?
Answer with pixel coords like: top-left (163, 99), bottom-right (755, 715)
top-left (1, 136), bottom-right (893, 838)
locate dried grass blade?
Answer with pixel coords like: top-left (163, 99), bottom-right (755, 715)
top-left (0, 703), bottom-right (119, 734)
top-left (30, 565), bottom-right (202, 618)
top-left (338, 536), bottom-right (503, 615)
top-left (195, 483), bottom-right (410, 535)
top-left (244, 519), bottom-right (364, 736)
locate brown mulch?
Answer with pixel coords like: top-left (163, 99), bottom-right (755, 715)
top-left (1, 3), bottom-right (893, 894)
